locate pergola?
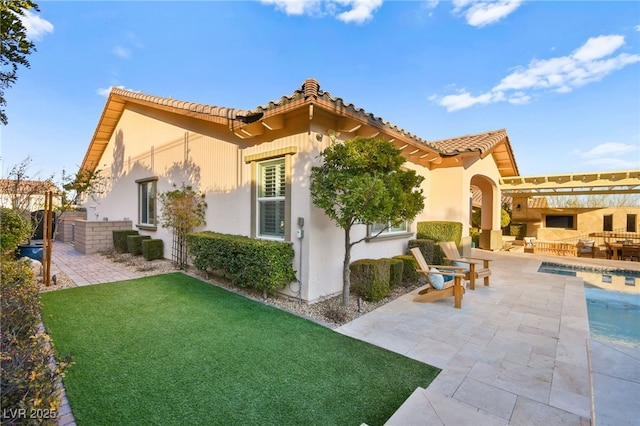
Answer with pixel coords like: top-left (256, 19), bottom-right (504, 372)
top-left (500, 170), bottom-right (640, 197)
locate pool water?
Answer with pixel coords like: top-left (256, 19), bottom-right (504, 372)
top-left (538, 262), bottom-right (640, 348)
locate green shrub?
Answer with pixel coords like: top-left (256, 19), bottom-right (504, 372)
top-left (349, 259), bottom-right (390, 302)
top-left (0, 208), bottom-right (31, 259)
top-left (393, 255), bottom-right (419, 285)
top-left (469, 227), bottom-right (481, 248)
top-left (1, 258), bottom-right (68, 423)
top-left (384, 258), bottom-right (404, 289)
top-left (142, 239), bottom-right (164, 261)
top-left (407, 239), bottom-right (436, 264)
top-left (186, 232), bottom-right (296, 295)
top-left (113, 230), bottom-right (139, 253)
top-left (416, 221), bottom-right (463, 246)
top-left (127, 235), bottom-right (151, 256)
top-left (510, 223), bottom-right (527, 240)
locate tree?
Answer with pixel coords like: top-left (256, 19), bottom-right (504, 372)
top-left (59, 167), bottom-right (107, 210)
top-left (310, 137), bottom-right (425, 305)
top-left (158, 184), bottom-right (207, 269)
top-left (0, 156), bottom-right (54, 241)
top-left (547, 194), bottom-right (640, 208)
top-left (0, 1), bottom-right (39, 125)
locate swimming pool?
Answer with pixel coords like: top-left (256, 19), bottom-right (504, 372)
top-left (538, 262), bottom-right (640, 348)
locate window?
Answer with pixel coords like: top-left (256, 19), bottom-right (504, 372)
top-left (370, 221), bottom-right (408, 236)
top-left (137, 178), bottom-right (157, 227)
top-left (257, 159), bottom-right (285, 239)
top-left (628, 214), bottom-right (637, 233)
top-left (545, 215), bottom-right (574, 229)
top-left (603, 214), bottom-right (613, 232)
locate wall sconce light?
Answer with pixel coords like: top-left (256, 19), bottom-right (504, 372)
top-left (516, 204), bottom-right (521, 211)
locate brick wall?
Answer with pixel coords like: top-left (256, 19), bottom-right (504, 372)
top-left (73, 220), bottom-right (133, 254)
top-left (56, 211), bottom-right (86, 243)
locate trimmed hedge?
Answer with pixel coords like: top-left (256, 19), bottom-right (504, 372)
top-left (470, 227), bottom-right (480, 248)
top-left (186, 232), bottom-right (296, 294)
top-left (113, 230), bottom-right (139, 253)
top-left (407, 239), bottom-right (436, 264)
top-left (349, 259), bottom-right (390, 302)
top-left (392, 255), bottom-right (419, 285)
top-left (142, 239), bottom-right (164, 261)
top-left (416, 221), bottom-right (463, 246)
top-left (127, 235), bottom-right (151, 256)
top-left (510, 223), bottom-right (527, 240)
top-left (386, 258), bottom-right (404, 289)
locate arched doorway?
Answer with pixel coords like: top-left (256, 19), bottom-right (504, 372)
top-left (470, 174), bottom-right (502, 250)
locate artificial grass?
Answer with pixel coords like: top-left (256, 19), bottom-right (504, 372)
top-left (41, 273), bottom-right (439, 425)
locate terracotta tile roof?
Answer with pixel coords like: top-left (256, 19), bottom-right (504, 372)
top-left (255, 78), bottom-right (438, 150)
top-left (109, 87), bottom-right (253, 120)
top-left (429, 128), bottom-right (509, 156)
top-left (0, 179), bottom-right (57, 194)
top-left (81, 79), bottom-right (519, 176)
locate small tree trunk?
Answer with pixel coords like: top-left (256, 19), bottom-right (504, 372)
top-left (342, 225), bottom-right (352, 306)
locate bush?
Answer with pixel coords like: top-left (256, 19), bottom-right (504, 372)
top-left (392, 255), bottom-right (419, 285)
top-left (142, 239), bottom-right (164, 261)
top-left (384, 258), bottom-right (404, 289)
top-left (469, 227), bottom-right (480, 248)
top-left (0, 208), bottom-right (31, 259)
top-left (349, 259), bottom-right (390, 302)
top-left (186, 232), bottom-right (296, 295)
top-left (416, 221), bottom-right (463, 246)
top-left (510, 223), bottom-right (527, 240)
top-left (1, 259), bottom-right (68, 425)
top-left (113, 230), bottom-right (139, 253)
top-left (127, 235), bottom-right (151, 256)
top-left (408, 239), bottom-right (436, 264)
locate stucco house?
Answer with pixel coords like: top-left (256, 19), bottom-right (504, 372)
top-left (77, 78), bottom-right (519, 302)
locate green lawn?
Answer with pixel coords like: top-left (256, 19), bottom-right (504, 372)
top-left (41, 273), bottom-right (439, 425)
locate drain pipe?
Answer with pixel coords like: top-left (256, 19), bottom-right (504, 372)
top-left (296, 217), bottom-right (305, 304)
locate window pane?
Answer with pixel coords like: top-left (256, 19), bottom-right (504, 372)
top-left (140, 184), bottom-right (148, 223)
top-left (372, 221), bottom-right (407, 235)
top-left (138, 180), bottom-right (157, 225)
top-left (148, 182), bottom-right (156, 225)
top-left (603, 214), bottom-right (613, 232)
top-left (627, 214), bottom-right (637, 233)
top-left (259, 161), bottom-right (285, 198)
top-left (546, 215), bottom-right (574, 229)
top-left (259, 200), bottom-right (285, 237)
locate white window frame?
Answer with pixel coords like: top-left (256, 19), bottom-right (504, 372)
top-left (370, 220), bottom-right (408, 237)
top-left (256, 158), bottom-right (286, 240)
top-left (136, 177), bottom-right (157, 228)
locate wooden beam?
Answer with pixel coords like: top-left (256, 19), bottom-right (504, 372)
top-left (261, 114), bottom-right (285, 130)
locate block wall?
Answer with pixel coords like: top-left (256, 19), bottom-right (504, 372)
top-left (73, 220), bottom-right (133, 254)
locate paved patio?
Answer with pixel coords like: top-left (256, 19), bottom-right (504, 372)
top-left (337, 250), bottom-right (640, 425)
top-left (47, 243), bottom-right (640, 425)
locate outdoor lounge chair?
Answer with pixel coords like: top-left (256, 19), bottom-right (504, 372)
top-left (439, 241), bottom-right (491, 290)
top-left (576, 239), bottom-right (596, 258)
top-left (410, 247), bottom-right (465, 308)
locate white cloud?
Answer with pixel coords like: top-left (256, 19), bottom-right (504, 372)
top-left (576, 142), bottom-right (639, 159)
top-left (453, 0), bottom-right (522, 27)
top-left (433, 35), bottom-right (640, 112)
top-left (112, 46), bottom-right (131, 59)
top-left (259, 0), bottom-right (382, 23)
top-left (21, 10), bottom-right (54, 41)
top-left (574, 142), bottom-right (640, 170)
top-left (336, 0), bottom-right (383, 24)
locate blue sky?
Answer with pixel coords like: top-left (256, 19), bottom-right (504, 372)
top-left (2, 0), bottom-right (639, 182)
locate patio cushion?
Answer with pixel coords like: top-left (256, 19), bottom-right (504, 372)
top-left (453, 259), bottom-right (471, 273)
top-left (428, 267), bottom-right (453, 290)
